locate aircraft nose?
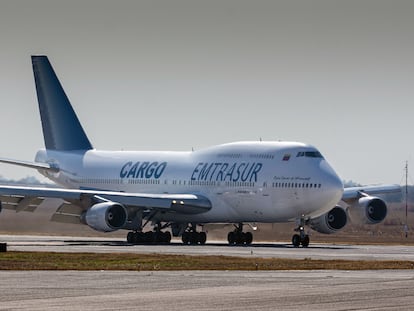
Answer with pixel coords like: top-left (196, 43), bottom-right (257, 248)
top-left (320, 160), bottom-right (344, 204)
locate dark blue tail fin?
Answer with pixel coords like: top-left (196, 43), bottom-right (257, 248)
top-left (32, 55), bottom-right (93, 151)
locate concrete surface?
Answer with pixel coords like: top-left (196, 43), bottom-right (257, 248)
top-left (0, 270), bottom-right (413, 310)
top-left (2, 234), bottom-right (414, 261)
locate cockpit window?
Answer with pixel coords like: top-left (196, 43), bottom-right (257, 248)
top-left (296, 151), bottom-right (324, 158)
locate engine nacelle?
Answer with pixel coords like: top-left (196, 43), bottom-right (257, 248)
top-left (83, 202), bottom-right (127, 232)
top-left (349, 196), bottom-right (387, 224)
top-left (309, 206), bottom-right (347, 234)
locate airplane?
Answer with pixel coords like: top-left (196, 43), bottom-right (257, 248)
top-left (0, 55), bottom-right (401, 247)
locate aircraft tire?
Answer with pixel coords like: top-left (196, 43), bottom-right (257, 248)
top-left (301, 235), bottom-right (310, 247)
top-left (198, 232), bottom-right (207, 245)
top-left (162, 231), bottom-right (172, 244)
top-left (227, 232), bottom-right (236, 245)
top-left (127, 232), bottom-right (134, 243)
top-left (244, 232), bottom-right (253, 245)
top-left (182, 232), bottom-right (190, 245)
top-left (292, 234), bottom-right (301, 247)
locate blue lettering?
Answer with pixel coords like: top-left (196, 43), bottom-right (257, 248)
top-left (145, 162), bottom-right (158, 178)
top-left (136, 161), bottom-right (149, 178)
top-left (241, 163), bottom-right (254, 181)
top-left (210, 163), bottom-right (222, 181)
top-left (154, 162), bottom-right (167, 178)
top-left (216, 163), bottom-right (228, 181)
top-left (191, 162), bottom-right (204, 181)
top-left (120, 161), bottom-right (168, 179)
top-left (190, 162), bottom-right (263, 182)
top-left (250, 163), bottom-right (263, 182)
top-left (225, 163), bottom-right (237, 181)
top-left (233, 163), bottom-right (246, 182)
top-left (127, 162), bottom-right (140, 178)
top-left (199, 163), bottom-right (213, 181)
top-left (120, 161), bottom-right (132, 178)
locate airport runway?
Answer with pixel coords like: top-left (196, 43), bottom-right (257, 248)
top-left (1, 270), bottom-right (414, 310)
top-left (2, 234), bottom-right (414, 261)
top-left (2, 235), bottom-right (414, 310)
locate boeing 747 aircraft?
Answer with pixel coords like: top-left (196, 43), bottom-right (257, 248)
top-left (0, 56), bottom-right (401, 247)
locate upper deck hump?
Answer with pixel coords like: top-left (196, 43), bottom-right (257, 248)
top-left (193, 141), bottom-right (313, 157)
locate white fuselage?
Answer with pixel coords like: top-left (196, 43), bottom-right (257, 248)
top-left (35, 141), bottom-right (344, 224)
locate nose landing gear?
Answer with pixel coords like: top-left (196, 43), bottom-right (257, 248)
top-left (292, 216), bottom-right (310, 247)
top-left (292, 227), bottom-right (309, 247)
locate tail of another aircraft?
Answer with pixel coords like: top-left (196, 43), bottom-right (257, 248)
top-left (32, 56), bottom-right (93, 151)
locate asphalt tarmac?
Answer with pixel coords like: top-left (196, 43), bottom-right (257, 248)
top-left (2, 235), bottom-right (414, 310)
top-left (1, 270), bottom-right (414, 310)
top-left (2, 234), bottom-right (414, 261)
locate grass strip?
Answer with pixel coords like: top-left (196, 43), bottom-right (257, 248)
top-left (1, 251), bottom-right (414, 270)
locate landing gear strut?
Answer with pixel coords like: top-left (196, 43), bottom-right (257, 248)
top-left (181, 223), bottom-right (207, 245)
top-left (292, 217), bottom-right (310, 247)
top-left (227, 223), bottom-right (253, 245)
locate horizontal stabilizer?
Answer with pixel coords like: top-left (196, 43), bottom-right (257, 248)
top-left (0, 157), bottom-right (59, 172)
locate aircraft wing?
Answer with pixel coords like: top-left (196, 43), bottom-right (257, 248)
top-left (0, 185), bottom-right (212, 223)
top-left (341, 184), bottom-right (401, 204)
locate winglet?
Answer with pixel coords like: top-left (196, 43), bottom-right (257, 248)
top-left (32, 55), bottom-right (93, 151)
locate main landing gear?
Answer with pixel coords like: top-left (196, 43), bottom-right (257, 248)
top-left (126, 223), bottom-right (172, 244)
top-left (181, 224), bottom-right (207, 245)
top-left (127, 231), bottom-right (171, 244)
top-left (292, 217), bottom-right (310, 247)
top-left (227, 223), bottom-right (253, 245)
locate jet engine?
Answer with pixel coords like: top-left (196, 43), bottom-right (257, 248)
top-left (309, 206), bottom-right (347, 234)
top-left (83, 202), bottom-right (127, 232)
top-left (349, 196), bottom-right (387, 224)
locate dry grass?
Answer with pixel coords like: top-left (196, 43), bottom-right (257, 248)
top-left (1, 251), bottom-right (413, 271)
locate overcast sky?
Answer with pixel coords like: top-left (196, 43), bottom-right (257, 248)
top-left (0, 0), bottom-right (413, 185)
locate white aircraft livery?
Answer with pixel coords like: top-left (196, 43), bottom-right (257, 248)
top-left (0, 56), bottom-right (401, 247)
